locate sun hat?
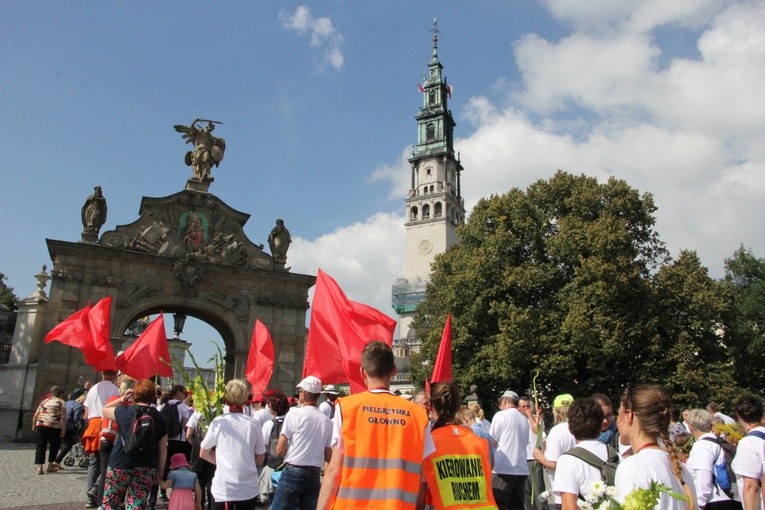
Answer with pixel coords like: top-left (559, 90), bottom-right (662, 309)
top-left (322, 385), bottom-right (339, 395)
top-left (169, 453), bottom-right (188, 470)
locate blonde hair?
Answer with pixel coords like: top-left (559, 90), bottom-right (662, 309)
top-left (468, 402), bottom-right (485, 421)
top-left (553, 405), bottom-right (570, 424)
top-left (224, 379), bottom-right (249, 406)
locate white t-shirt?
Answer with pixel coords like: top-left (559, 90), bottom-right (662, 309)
top-left (330, 389), bottom-right (435, 459)
top-left (543, 422), bottom-right (576, 504)
top-left (526, 423), bottom-right (546, 461)
top-left (490, 407), bottom-right (530, 476)
top-left (280, 405), bottom-right (332, 468)
top-left (732, 426), bottom-right (765, 509)
top-left (686, 433), bottom-right (734, 507)
top-left (200, 412), bottom-right (266, 502)
top-left (83, 380), bottom-right (120, 419)
top-left (251, 407), bottom-right (272, 430)
top-left (715, 412), bottom-right (736, 425)
top-left (615, 448), bottom-right (695, 509)
top-left (318, 400), bottom-right (334, 418)
top-left (553, 439), bottom-right (609, 501)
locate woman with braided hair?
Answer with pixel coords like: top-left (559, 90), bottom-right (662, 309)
top-left (614, 385), bottom-right (696, 509)
top-left (417, 382), bottom-right (497, 510)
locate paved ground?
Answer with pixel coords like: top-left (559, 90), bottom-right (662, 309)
top-left (0, 443), bottom-right (169, 510)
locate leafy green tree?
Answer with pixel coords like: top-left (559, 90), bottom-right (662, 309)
top-left (0, 272), bottom-right (19, 312)
top-left (651, 251), bottom-right (740, 409)
top-left (723, 246), bottom-right (765, 395)
top-left (411, 171), bottom-right (668, 408)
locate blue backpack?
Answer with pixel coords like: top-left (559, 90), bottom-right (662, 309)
top-left (701, 436), bottom-right (736, 496)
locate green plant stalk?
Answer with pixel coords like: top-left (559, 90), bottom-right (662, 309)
top-left (530, 369), bottom-right (542, 505)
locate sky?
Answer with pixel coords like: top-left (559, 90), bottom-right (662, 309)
top-left (2, 1), bottom-right (764, 367)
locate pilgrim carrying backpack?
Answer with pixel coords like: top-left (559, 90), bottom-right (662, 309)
top-left (563, 445), bottom-right (620, 487)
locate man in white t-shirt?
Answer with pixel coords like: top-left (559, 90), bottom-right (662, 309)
top-left (318, 385), bottom-right (339, 419)
top-left (82, 370), bottom-right (120, 508)
top-left (270, 376), bottom-right (333, 510)
top-left (553, 397), bottom-right (616, 508)
top-left (533, 393), bottom-right (576, 507)
top-left (490, 390), bottom-right (531, 509)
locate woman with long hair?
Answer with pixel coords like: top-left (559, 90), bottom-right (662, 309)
top-left (614, 385), bottom-right (696, 509)
top-left (418, 382), bottom-right (497, 510)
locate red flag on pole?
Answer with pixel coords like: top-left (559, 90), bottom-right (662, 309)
top-left (304, 269), bottom-right (396, 393)
top-left (418, 83), bottom-right (425, 93)
top-left (245, 319), bottom-right (275, 394)
top-left (88, 297), bottom-right (116, 371)
top-left (44, 297), bottom-right (116, 371)
top-left (115, 314), bottom-right (173, 380)
top-left (427, 314), bottom-right (453, 392)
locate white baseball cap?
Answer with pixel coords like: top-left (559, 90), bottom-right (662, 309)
top-left (297, 375), bottom-right (322, 394)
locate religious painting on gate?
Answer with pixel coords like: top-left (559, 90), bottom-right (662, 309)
top-left (178, 211), bottom-right (209, 249)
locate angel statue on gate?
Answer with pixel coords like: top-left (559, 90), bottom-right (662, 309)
top-left (174, 119), bottom-right (226, 182)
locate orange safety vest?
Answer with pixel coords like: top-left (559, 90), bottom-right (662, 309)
top-left (331, 391), bottom-right (430, 510)
top-left (422, 425), bottom-right (497, 510)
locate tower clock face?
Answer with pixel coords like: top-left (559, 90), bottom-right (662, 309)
top-left (419, 240), bottom-right (433, 255)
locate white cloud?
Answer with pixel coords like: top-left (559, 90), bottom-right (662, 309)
top-left (288, 212), bottom-right (404, 321)
top-left (291, 0), bottom-right (765, 325)
top-left (279, 6), bottom-right (345, 71)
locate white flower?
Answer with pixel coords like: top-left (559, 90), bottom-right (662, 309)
top-left (590, 480), bottom-right (606, 496)
top-left (605, 485), bottom-right (618, 498)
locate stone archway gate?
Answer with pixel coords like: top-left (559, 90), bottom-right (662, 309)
top-left (0, 183), bottom-right (314, 440)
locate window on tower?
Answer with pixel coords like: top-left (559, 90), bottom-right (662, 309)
top-left (434, 202), bottom-right (442, 217)
top-left (410, 206), bottom-right (418, 220)
top-left (423, 204), bottom-right (430, 219)
top-left (426, 123), bottom-right (435, 141)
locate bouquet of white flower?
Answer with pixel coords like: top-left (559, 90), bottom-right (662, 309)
top-left (579, 480), bottom-right (688, 510)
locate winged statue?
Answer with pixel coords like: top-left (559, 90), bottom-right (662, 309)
top-left (174, 119), bottom-right (226, 182)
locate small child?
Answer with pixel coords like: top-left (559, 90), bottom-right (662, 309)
top-left (160, 453), bottom-right (203, 510)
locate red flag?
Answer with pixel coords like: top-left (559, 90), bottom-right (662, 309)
top-left (418, 83), bottom-right (424, 93)
top-left (304, 269), bottom-right (396, 393)
top-left (429, 314), bottom-right (453, 389)
top-left (245, 320), bottom-right (275, 394)
top-left (88, 297), bottom-right (116, 371)
top-left (115, 314), bottom-right (173, 380)
top-left (44, 297), bottom-right (116, 371)
top-left (447, 85), bottom-right (453, 98)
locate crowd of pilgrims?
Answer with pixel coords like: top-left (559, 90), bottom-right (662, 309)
top-left (31, 365), bottom-right (765, 510)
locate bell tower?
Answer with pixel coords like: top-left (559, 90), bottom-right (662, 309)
top-left (392, 20), bottom-right (465, 354)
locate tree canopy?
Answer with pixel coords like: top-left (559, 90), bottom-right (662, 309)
top-left (411, 171), bottom-right (747, 411)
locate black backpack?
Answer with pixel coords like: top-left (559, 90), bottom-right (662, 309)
top-left (564, 445), bottom-right (620, 487)
top-left (266, 416), bottom-right (286, 469)
top-left (161, 401), bottom-right (182, 438)
top-left (122, 405), bottom-right (156, 459)
top-left (701, 436), bottom-right (736, 496)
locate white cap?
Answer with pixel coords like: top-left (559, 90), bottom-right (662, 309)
top-left (297, 375), bottom-right (322, 394)
top-left (322, 385), bottom-right (338, 395)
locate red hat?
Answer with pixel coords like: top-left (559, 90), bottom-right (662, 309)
top-left (169, 453), bottom-right (188, 470)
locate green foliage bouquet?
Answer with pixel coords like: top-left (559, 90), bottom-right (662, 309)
top-left (171, 342), bottom-right (226, 433)
top-left (580, 480), bottom-right (688, 510)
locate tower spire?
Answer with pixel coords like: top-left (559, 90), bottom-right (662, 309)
top-left (432, 18), bottom-right (440, 60)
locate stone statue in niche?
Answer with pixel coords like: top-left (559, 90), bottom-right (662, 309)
top-left (81, 186), bottom-right (107, 236)
top-left (174, 119), bottom-right (226, 182)
top-left (268, 218), bottom-right (291, 265)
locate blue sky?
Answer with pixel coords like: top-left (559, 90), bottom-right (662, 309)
top-left (2, 1), bottom-right (764, 367)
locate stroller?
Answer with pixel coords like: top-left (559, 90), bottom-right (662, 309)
top-left (62, 421), bottom-right (90, 469)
